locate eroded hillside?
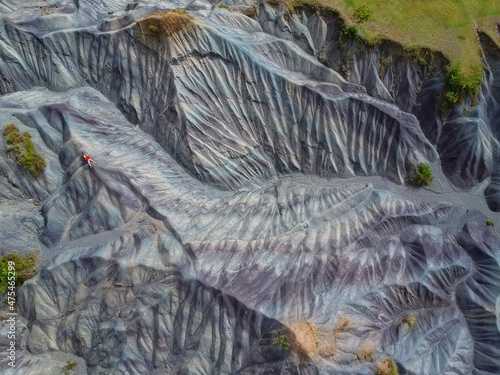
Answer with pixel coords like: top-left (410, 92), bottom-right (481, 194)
top-left (0, 1), bottom-right (499, 374)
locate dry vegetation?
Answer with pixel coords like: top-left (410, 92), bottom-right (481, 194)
top-left (357, 347), bottom-right (374, 362)
top-left (334, 316), bottom-right (350, 339)
top-left (290, 322), bottom-right (319, 355)
top-left (289, 322), bottom-right (336, 357)
top-left (376, 358), bottom-right (399, 375)
top-left (139, 9), bottom-right (192, 37)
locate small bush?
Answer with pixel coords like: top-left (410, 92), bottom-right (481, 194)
top-left (400, 315), bottom-right (417, 331)
top-left (409, 163), bottom-right (433, 187)
top-left (352, 5), bottom-right (373, 23)
top-left (0, 252), bottom-right (39, 295)
top-left (218, 3), bottom-right (229, 9)
top-left (273, 335), bottom-right (290, 351)
top-left (357, 347), bottom-right (374, 362)
top-left (242, 7), bottom-right (256, 18)
top-left (3, 124), bottom-right (46, 177)
top-left (63, 360), bottom-right (77, 374)
top-left (343, 25), bottom-right (358, 39)
top-left (440, 66), bottom-right (482, 112)
top-left (486, 220), bottom-right (494, 227)
top-left (334, 317), bottom-right (350, 339)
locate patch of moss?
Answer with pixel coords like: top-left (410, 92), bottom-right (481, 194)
top-left (2, 124), bottom-right (46, 177)
top-left (0, 252), bottom-right (39, 295)
top-left (486, 220), bottom-right (494, 227)
top-left (218, 3), bottom-right (229, 9)
top-left (400, 315), bottom-right (417, 331)
top-left (409, 163), bottom-right (433, 187)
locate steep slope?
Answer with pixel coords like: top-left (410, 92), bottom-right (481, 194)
top-left (0, 1), bottom-right (437, 190)
top-left (0, 1), bottom-right (499, 375)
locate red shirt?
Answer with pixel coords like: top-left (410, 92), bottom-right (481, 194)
top-left (84, 155), bottom-right (90, 161)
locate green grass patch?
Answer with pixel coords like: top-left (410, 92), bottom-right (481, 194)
top-left (486, 220), bottom-right (494, 227)
top-left (280, 0), bottom-right (500, 85)
top-left (0, 252), bottom-right (39, 295)
top-left (3, 124), bottom-right (46, 177)
top-left (409, 163), bottom-right (433, 187)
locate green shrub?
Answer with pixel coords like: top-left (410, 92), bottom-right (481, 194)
top-left (2, 124), bottom-right (46, 177)
top-left (352, 5), bottom-right (373, 23)
top-left (242, 7), bottom-right (256, 18)
top-left (409, 163), bottom-right (433, 187)
top-left (343, 25), bottom-right (358, 39)
top-left (0, 252), bottom-right (39, 295)
top-left (272, 335), bottom-right (290, 350)
top-left (218, 3), bottom-right (229, 9)
top-left (63, 360), bottom-right (77, 375)
top-left (440, 66), bottom-right (482, 112)
top-left (486, 220), bottom-right (494, 227)
top-left (400, 315), bottom-right (417, 331)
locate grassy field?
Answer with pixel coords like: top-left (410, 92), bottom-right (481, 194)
top-left (286, 0), bottom-right (500, 76)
